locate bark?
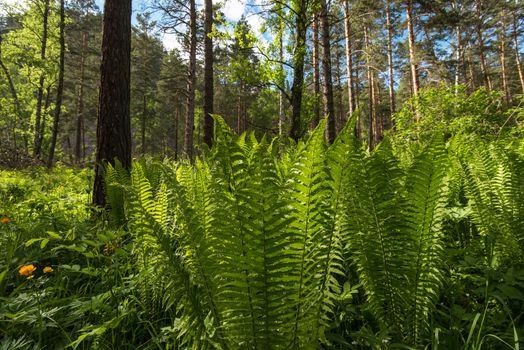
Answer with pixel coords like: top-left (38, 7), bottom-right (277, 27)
top-left (141, 94), bottom-right (147, 155)
top-left (319, 0), bottom-right (336, 143)
top-left (513, 12), bottom-right (524, 95)
top-left (93, 0), bottom-right (132, 207)
top-left (310, 14), bottom-right (321, 129)
top-left (184, 0), bottom-right (197, 160)
top-left (75, 32), bottom-right (87, 164)
top-left (334, 32), bottom-right (344, 132)
top-left (278, 27), bottom-right (285, 136)
top-left (0, 40), bottom-right (22, 150)
top-left (343, 0), bottom-right (355, 116)
top-left (47, 0), bottom-right (65, 167)
top-left (406, 0), bottom-right (419, 96)
top-left (475, 0), bottom-right (492, 91)
top-left (289, 2), bottom-right (308, 141)
top-left (364, 25), bottom-right (375, 150)
top-left (33, 0), bottom-right (51, 158)
top-left (499, 16), bottom-right (510, 103)
top-left (203, 0), bottom-right (214, 148)
top-left (386, 0), bottom-right (396, 115)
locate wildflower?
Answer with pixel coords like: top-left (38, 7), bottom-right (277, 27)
top-left (0, 218), bottom-right (10, 224)
top-left (19, 264), bottom-right (36, 277)
top-left (43, 266), bottom-right (54, 274)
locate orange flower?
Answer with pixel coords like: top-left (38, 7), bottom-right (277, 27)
top-left (0, 218), bottom-right (10, 224)
top-left (43, 266), bottom-right (54, 274)
top-left (19, 264), bottom-right (36, 277)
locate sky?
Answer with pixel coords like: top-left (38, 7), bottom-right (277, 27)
top-left (1, 0), bottom-right (265, 51)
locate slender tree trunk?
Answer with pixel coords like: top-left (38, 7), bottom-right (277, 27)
top-left (75, 32), bottom-right (87, 164)
top-left (141, 94), bottom-right (147, 155)
top-left (364, 25), bottom-right (375, 150)
top-left (406, 0), bottom-right (419, 96)
top-left (513, 12), bottom-right (524, 94)
top-left (47, 0), bottom-right (65, 167)
top-left (289, 2), bottom-right (308, 141)
top-left (184, 0), bottom-right (197, 160)
top-left (343, 0), bottom-right (355, 117)
top-left (467, 44), bottom-right (476, 91)
top-left (311, 14), bottom-right (321, 129)
top-left (319, 0), bottom-right (336, 143)
top-left (386, 0), bottom-right (396, 115)
top-left (455, 26), bottom-right (462, 93)
top-left (499, 16), bottom-right (510, 103)
top-left (0, 41), bottom-right (22, 151)
top-left (475, 0), bottom-right (492, 91)
top-left (93, 0), bottom-right (132, 207)
top-left (278, 28), bottom-right (285, 136)
top-left (33, 0), bottom-right (51, 158)
top-left (203, 0), bottom-right (214, 148)
top-left (334, 32), bottom-right (345, 132)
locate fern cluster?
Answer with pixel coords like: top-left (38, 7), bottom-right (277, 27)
top-left (106, 117), bottom-right (522, 348)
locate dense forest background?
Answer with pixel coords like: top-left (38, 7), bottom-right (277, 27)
top-left (0, 0), bottom-right (523, 165)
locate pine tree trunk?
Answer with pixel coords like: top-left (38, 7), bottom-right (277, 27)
top-left (310, 14), bottom-right (321, 129)
top-left (334, 31), bottom-right (344, 132)
top-left (278, 31), bottom-right (285, 136)
top-left (319, 0), bottom-right (336, 143)
top-left (475, 0), bottom-right (492, 91)
top-left (75, 32), bottom-right (87, 164)
top-left (203, 0), bottom-right (214, 148)
top-left (499, 17), bottom-right (510, 103)
top-left (33, 0), bottom-right (50, 158)
top-left (47, 0), bottom-right (65, 167)
top-left (386, 0), bottom-right (396, 115)
top-left (513, 13), bottom-right (524, 95)
top-left (343, 0), bottom-right (355, 116)
top-left (92, 0), bottom-right (132, 207)
top-left (364, 25), bottom-right (375, 150)
top-left (290, 2), bottom-right (308, 141)
top-left (406, 0), bottom-right (419, 96)
top-left (184, 0), bottom-right (197, 160)
top-left (141, 94), bottom-right (147, 155)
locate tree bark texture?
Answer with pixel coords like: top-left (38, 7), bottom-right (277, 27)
top-left (184, 0), bottom-right (197, 160)
top-left (406, 0), bottom-right (419, 96)
top-left (475, 0), bottom-right (492, 91)
top-left (343, 0), bottom-right (355, 116)
top-left (47, 0), bottom-right (65, 167)
top-left (386, 0), bottom-right (396, 115)
top-left (203, 0), bottom-right (214, 148)
top-left (310, 14), bottom-right (321, 129)
top-left (92, 0), bottom-right (132, 207)
top-left (319, 0), bottom-right (336, 143)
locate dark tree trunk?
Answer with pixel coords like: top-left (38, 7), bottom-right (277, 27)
top-left (289, 2), bottom-right (308, 141)
top-left (75, 32), bottom-right (87, 164)
top-left (141, 94), bottom-right (147, 155)
top-left (364, 25), bottom-right (375, 150)
top-left (319, 0), bottom-right (335, 143)
top-left (499, 16), bottom-right (510, 103)
top-left (92, 0), bottom-right (132, 207)
top-left (184, 0), bottom-right (197, 160)
top-left (33, 0), bottom-right (50, 158)
top-left (203, 0), bottom-right (214, 148)
top-left (47, 0), bottom-right (65, 168)
top-left (310, 14), bottom-right (321, 129)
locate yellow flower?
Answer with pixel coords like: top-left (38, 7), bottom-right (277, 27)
top-left (0, 218), bottom-right (10, 224)
top-left (19, 264), bottom-right (36, 277)
top-left (43, 266), bottom-right (54, 274)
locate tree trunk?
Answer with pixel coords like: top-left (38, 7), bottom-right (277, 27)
top-left (319, 0), bottom-right (336, 143)
top-left (92, 0), bottom-right (132, 207)
top-left (141, 94), bottom-right (147, 155)
top-left (289, 2), bottom-right (308, 141)
top-left (475, 0), bottom-right (492, 91)
top-left (513, 12), bottom-right (524, 95)
top-left (364, 25), bottom-right (375, 150)
top-left (386, 0), bottom-right (396, 115)
top-left (343, 0), bottom-right (355, 117)
top-left (203, 0), bottom-right (214, 148)
top-left (47, 0), bottom-right (65, 168)
top-left (33, 0), bottom-right (50, 158)
top-left (334, 31), bottom-right (344, 132)
top-left (499, 16), bottom-right (510, 103)
top-left (184, 0), bottom-right (197, 160)
top-left (278, 28), bottom-right (285, 137)
top-left (75, 32), bottom-right (87, 164)
top-left (406, 0), bottom-right (419, 96)
top-left (310, 14), bottom-right (321, 129)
